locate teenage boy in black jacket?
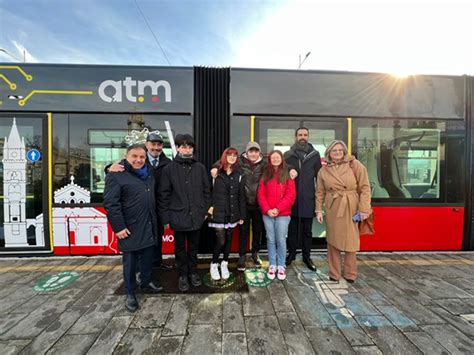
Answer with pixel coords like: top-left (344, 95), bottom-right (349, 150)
top-left (158, 134), bottom-right (211, 292)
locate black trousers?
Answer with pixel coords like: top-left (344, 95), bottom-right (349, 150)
top-left (213, 228), bottom-right (234, 263)
top-left (174, 230), bottom-right (200, 277)
top-left (287, 216), bottom-right (313, 259)
top-left (122, 245), bottom-right (154, 295)
top-left (239, 207), bottom-right (264, 256)
top-left (153, 223), bottom-right (165, 264)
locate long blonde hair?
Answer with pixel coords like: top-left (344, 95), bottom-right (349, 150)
top-left (324, 140), bottom-right (349, 162)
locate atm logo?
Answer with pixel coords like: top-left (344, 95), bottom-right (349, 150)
top-left (98, 77), bottom-right (172, 104)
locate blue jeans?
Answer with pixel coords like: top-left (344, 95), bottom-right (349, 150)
top-left (262, 215), bottom-right (291, 268)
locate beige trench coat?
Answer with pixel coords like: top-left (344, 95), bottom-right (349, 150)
top-left (315, 156), bottom-right (371, 252)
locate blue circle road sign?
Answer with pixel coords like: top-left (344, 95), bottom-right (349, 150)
top-left (27, 149), bottom-right (41, 162)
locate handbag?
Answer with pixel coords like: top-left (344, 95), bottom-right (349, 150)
top-left (349, 161), bottom-right (375, 235)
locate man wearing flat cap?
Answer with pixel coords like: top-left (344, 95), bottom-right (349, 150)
top-left (107, 132), bottom-right (173, 271)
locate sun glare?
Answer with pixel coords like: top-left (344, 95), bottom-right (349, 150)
top-left (390, 72), bottom-right (412, 79)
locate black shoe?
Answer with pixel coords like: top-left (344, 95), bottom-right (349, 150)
top-left (189, 273), bottom-right (202, 287)
top-left (329, 277), bottom-right (339, 282)
top-left (286, 253), bottom-right (296, 266)
top-left (237, 256), bottom-right (246, 271)
top-left (344, 277), bottom-right (355, 284)
top-left (178, 276), bottom-right (190, 292)
top-left (252, 252), bottom-right (262, 268)
top-left (303, 258), bottom-right (317, 272)
top-left (140, 281), bottom-right (164, 293)
top-left (125, 294), bottom-right (139, 312)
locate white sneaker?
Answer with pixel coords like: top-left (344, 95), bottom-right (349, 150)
top-left (221, 261), bottom-right (230, 280)
top-left (277, 266), bottom-right (286, 281)
top-left (210, 263), bottom-right (220, 280)
top-left (267, 265), bottom-right (276, 280)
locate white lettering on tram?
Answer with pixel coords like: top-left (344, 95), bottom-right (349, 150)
top-left (98, 77), bottom-right (172, 103)
top-left (162, 234), bottom-right (174, 243)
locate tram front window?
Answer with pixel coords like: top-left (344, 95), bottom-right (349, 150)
top-left (355, 120), bottom-right (445, 200)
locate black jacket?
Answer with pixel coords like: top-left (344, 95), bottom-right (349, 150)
top-left (105, 152), bottom-right (171, 222)
top-left (213, 154), bottom-right (266, 209)
top-left (103, 160), bottom-right (157, 252)
top-left (158, 155), bottom-right (211, 231)
top-left (210, 170), bottom-right (247, 224)
top-left (239, 154), bottom-right (266, 208)
top-left (284, 144), bottom-right (322, 218)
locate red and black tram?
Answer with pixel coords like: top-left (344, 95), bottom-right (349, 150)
top-left (0, 63), bottom-right (472, 256)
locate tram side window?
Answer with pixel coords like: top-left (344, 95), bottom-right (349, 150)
top-left (355, 120), bottom-right (445, 200)
top-left (53, 113), bottom-right (192, 203)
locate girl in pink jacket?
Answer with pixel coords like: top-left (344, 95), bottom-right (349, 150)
top-left (257, 150), bottom-right (296, 280)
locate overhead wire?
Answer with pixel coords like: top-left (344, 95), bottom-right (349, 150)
top-left (133, 0), bottom-right (172, 66)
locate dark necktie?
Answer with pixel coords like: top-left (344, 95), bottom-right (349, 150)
top-left (152, 159), bottom-right (158, 167)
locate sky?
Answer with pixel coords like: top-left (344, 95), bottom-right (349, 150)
top-left (0, 0), bottom-right (473, 75)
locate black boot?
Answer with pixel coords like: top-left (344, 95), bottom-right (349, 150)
top-left (178, 276), bottom-right (190, 292)
top-left (237, 255), bottom-right (246, 271)
top-left (189, 273), bottom-right (202, 287)
top-left (303, 258), bottom-right (317, 271)
top-left (125, 294), bottom-right (139, 312)
top-left (252, 252), bottom-right (262, 268)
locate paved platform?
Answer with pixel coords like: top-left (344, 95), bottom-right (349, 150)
top-left (0, 252), bottom-right (474, 354)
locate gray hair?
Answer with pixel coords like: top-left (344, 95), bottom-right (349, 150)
top-left (324, 140), bottom-right (349, 162)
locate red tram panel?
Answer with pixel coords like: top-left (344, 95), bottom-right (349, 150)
top-left (360, 206), bottom-right (464, 251)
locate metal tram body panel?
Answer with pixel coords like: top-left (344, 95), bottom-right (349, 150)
top-left (0, 63), bottom-right (472, 255)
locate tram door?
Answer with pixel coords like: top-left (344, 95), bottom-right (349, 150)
top-left (0, 113), bottom-right (50, 253)
top-left (256, 117), bottom-right (346, 248)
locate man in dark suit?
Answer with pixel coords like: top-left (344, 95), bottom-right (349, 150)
top-left (284, 127), bottom-right (322, 271)
top-left (108, 132), bottom-right (173, 271)
top-left (104, 144), bottom-right (164, 313)
top-left (143, 133), bottom-right (173, 270)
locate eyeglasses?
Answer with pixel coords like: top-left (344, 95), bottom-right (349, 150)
top-left (330, 149), bottom-right (344, 153)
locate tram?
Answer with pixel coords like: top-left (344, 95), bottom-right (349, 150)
top-left (0, 63), bottom-right (472, 256)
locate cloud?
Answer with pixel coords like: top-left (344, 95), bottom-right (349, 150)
top-left (11, 40), bottom-right (39, 63)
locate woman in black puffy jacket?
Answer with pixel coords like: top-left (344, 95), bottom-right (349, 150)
top-left (208, 147), bottom-right (246, 281)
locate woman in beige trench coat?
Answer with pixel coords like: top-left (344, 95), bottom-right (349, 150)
top-left (315, 140), bottom-right (371, 283)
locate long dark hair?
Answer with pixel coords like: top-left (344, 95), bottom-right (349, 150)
top-left (261, 150), bottom-right (289, 184)
top-left (218, 147), bottom-right (239, 173)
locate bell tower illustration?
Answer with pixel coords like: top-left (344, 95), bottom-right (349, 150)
top-left (3, 118), bottom-right (28, 247)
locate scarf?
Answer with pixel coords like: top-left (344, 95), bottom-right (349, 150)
top-left (135, 164), bottom-right (149, 180)
top-left (124, 160), bottom-right (149, 180)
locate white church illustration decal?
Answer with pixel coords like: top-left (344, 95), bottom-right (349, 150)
top-left (2, 118), bottom-right (114, 253)
top-left (46, 175), bottom-right (112, 252)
